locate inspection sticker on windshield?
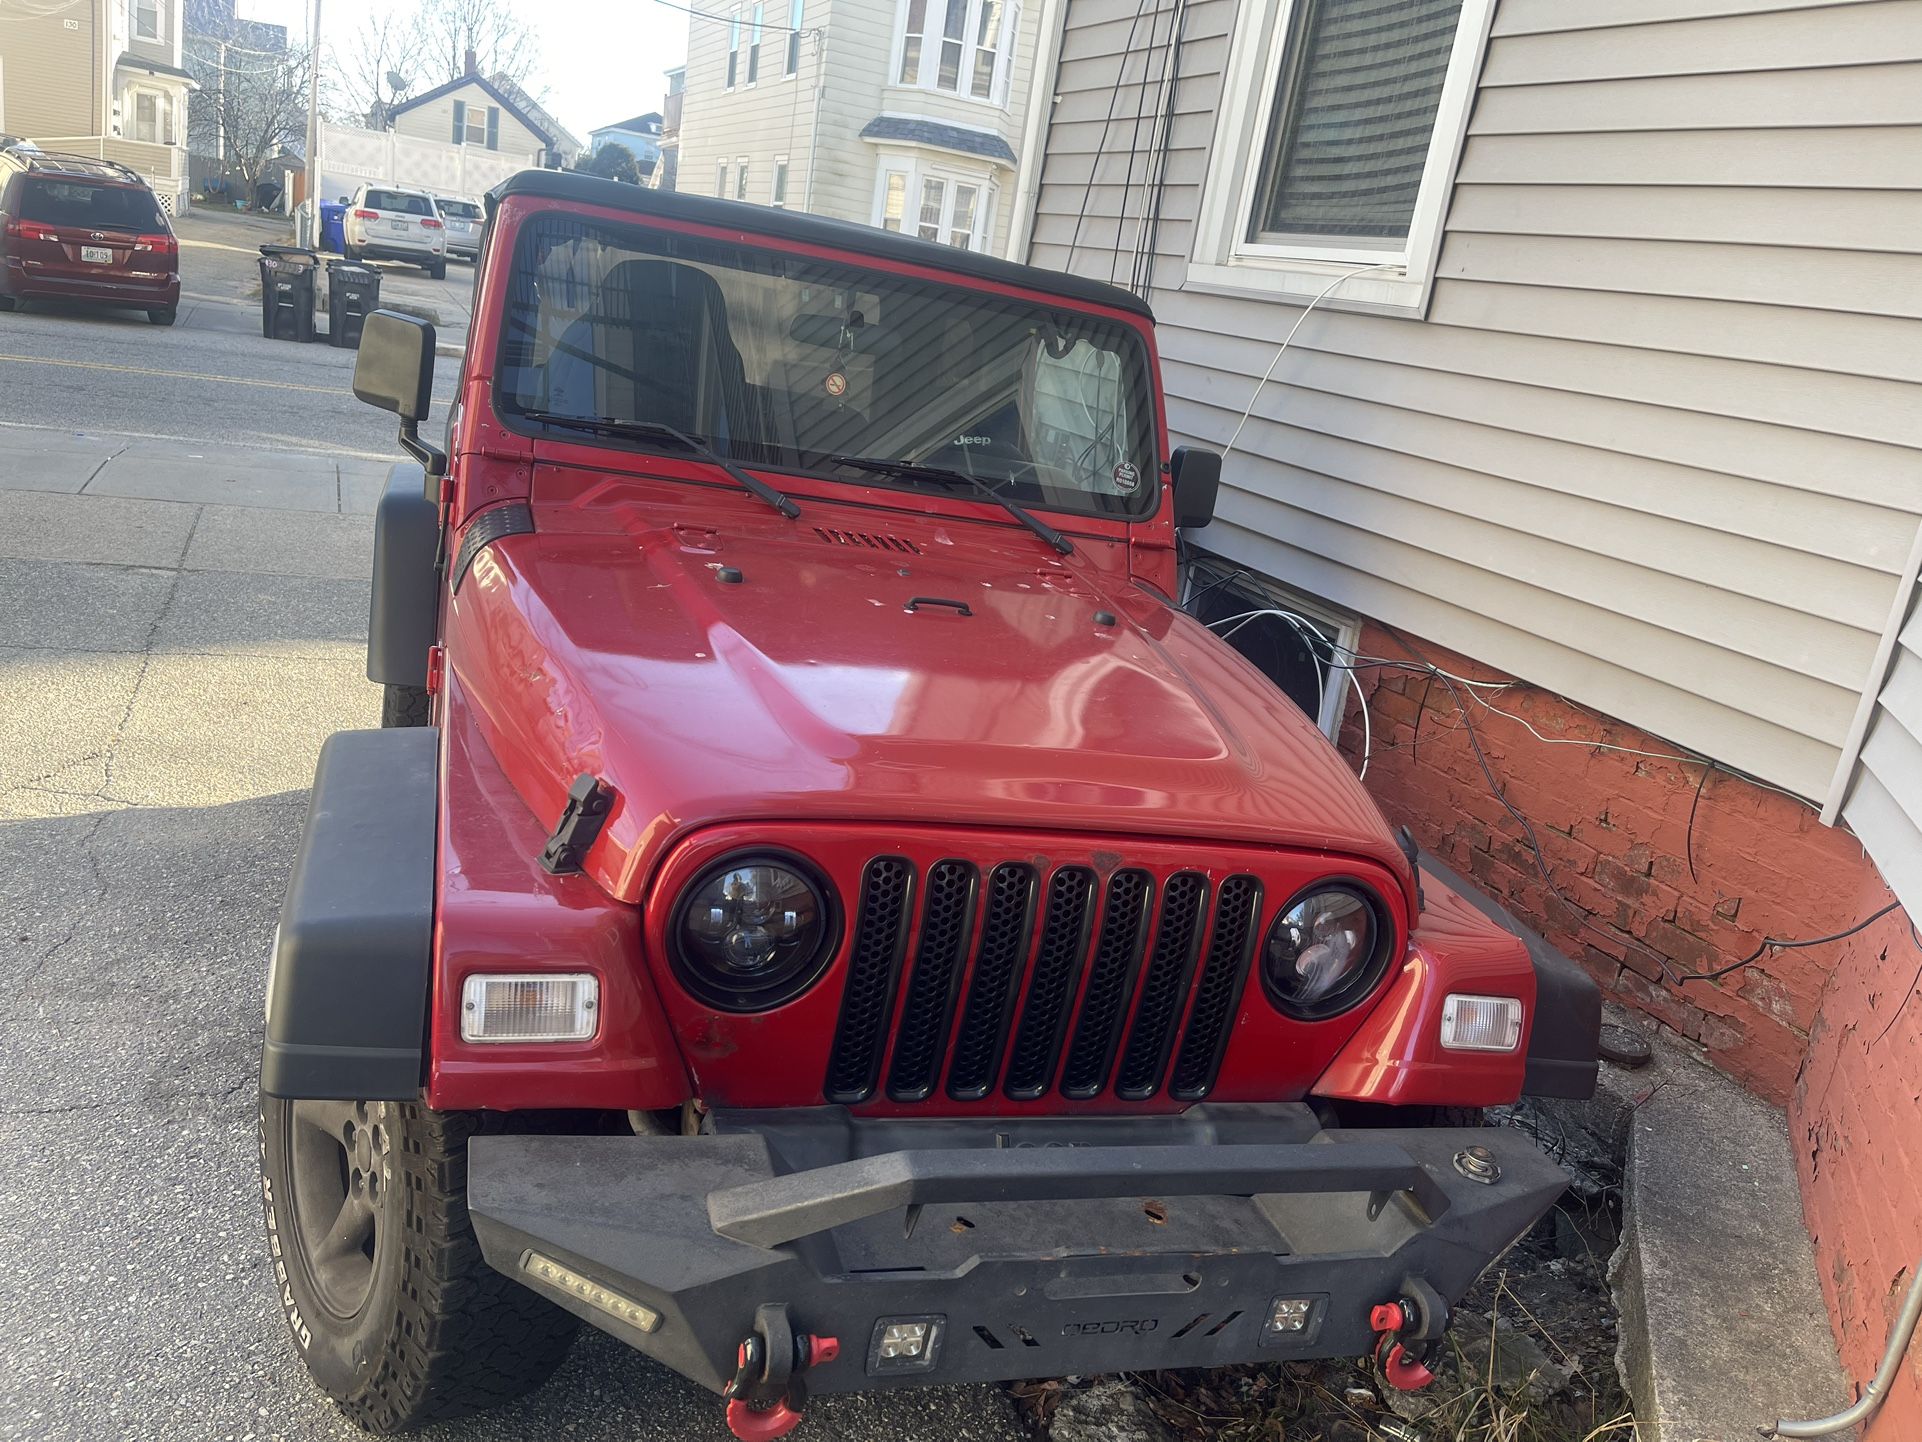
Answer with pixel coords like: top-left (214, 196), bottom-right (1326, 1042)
top-left (1112, 461), bottom-right (1141, 494)
top-left (824, 371), bottom-right (848, 397)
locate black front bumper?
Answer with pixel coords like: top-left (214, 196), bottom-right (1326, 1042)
top-left (467, 1105), bottom-right (1565, 1394)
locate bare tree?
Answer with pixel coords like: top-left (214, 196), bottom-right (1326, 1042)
top-left (418, 0), bottom-right (542, 93)
top-left (327, 10), bottom-right (427, 128)
top-left (185, 39), bottom-right (312, 206)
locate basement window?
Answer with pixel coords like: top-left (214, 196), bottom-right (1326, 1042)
top-left (1184, 561), bottom-right (1357, 741)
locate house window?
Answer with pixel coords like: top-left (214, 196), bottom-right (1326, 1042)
top-left (1190, 0), bottom-right (1492, 311)
top-left (772, 157), bottom-right (789, 206)
top-left (1185, 565), bottom-right (1360, 741)
top-left (873, 160), bottom-right (992, 250)
top-left (727, 10), bottom-right (741, 87)
top-left (735, 157), bottom-right (749, 200)
top-left (785, 0), bottom-right (803, 74)
top-left (465, 106), bottom-right (489, 146)
top-left (895, 0), bottom-right (1014, 100)
top-left (132, 0), bottom-right (160, 41)
top-left (132, 92), bottom-right (159, 143)
top-left (718, 161), bottom-right (729, 197)
top-left (748, 3), bottom-right (764, 82)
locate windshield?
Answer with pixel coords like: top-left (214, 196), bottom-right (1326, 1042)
top-left (20, 179), bottom-right (165, 231)
top-left (366, 189), bottom-right (434, 214)
top-left (439, 199), bottom-right (482, 219)
top-left (496, 213), bottom-right (1158, 519)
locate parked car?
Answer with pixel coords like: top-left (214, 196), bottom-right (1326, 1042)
top-left (260, 172), bottom-right (1599, 1440)
top-left (0, 144), bottom-right (180, 325)
top-left (433, 194), bottom-right (484, 261)
top-left (341, 183), bottom-right (446, 277)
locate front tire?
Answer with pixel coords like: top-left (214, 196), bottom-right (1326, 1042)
top-left (259, 1096), bottom-right (580, 1432)
top-left (380, 684), bottom-right (432, 728)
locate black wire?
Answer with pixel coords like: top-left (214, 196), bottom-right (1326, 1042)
top-left (1066, 0), bottom-right (1152, 271)
top-left (1685, 759), bottom-right (1712, 884)
top-left (650, 0), bottom-right (811, 29)
top-left (1870, 924), bottom-right (1922, 1050)
top-left (1129, 0), bottom-right (1184, 297)
top-left (1109, 0), bottom-right (1166, 289)
top-left (1671, 900), bottom-right (1906, 985)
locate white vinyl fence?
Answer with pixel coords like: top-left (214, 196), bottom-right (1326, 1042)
top-left (315, 121), bottom-right (539, 207)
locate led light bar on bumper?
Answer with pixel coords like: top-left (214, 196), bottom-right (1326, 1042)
top-left (460, 973), bottom-right (599, 1043)
top-left (1440, 994), bottom-right (1524, 1052)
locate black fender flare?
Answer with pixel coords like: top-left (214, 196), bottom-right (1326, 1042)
top-left (366, 462), bottom-right (439, 689)
top-left (262, 726), bottom-right (437, 1099)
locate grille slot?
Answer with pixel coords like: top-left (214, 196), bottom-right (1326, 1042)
top-left (1114, 872), bottom-right (1208, 1099)
top-left (1059, 870), bottom-right (1154, 1099)
top-left (945, 864), bottom-right (1039, 1099)
top-left (885, 861), bottom-right (978, 1101)
top-left (1003, 867), bottom-right (1097, 1099)
top-left (814, 526), bottom-right (921, 555)
top-left (823, 857), bottom-right (915, 1103)
top-left (1169, 875), bottom-right (1263, 1100)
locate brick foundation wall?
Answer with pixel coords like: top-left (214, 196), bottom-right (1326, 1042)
top-left (1330, 622), bottom-right (1920, 1425)
top-left (1792, 875), bottom-right (1921, 1441)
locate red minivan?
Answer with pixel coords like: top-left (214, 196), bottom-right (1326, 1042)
top-left (0, 146), bottom-right (181, 326)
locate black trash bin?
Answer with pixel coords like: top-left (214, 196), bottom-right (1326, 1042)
top-left (325, 260), bottom-right (382, 348)
top-left (257, 244), bottom-right (319, 342)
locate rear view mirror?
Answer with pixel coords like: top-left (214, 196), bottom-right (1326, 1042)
top-left (1169, 446), bottom-right (1221, 530)
top-left (353, 310), bottom-right (445, 474)
top-left (354, 309), bottom-right (436, 421)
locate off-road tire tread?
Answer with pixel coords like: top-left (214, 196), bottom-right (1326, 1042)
top-left (380, 684), bottom-right (432, 728)
top-left (327, 1106), bottom-right (579, 1433)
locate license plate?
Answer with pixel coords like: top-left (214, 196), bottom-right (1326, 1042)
top-left (388, 219), bottom-right (408, 233)
top-left (81, 245), bottom-right (113, 264)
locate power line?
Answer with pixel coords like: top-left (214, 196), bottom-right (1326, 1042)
top-left (650, 0), bottom-right (814, 32)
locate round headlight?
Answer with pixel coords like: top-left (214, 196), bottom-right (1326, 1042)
top-left (669, 852), bottom-right (839, 1011)
top-left (1260, 883), bottom-right (1393, 1019)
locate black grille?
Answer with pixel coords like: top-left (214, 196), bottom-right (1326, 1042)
top-left (1003, 868), bottom-right (1097, 1099)
top-left (885, 861), bottom-right (978, 1101)
top-left (1115, 872), bottom-right (1208, 1099)
top-left (946, 864), bottom-right (1039, 1099)
top-left (1060, 870), bottom-right (1154, 1099)
top-left (823, 857), bottom-right (915, 1103)
top-left (1169, 875), bottom-right (1263, 1100)
top-left (827, 856), bottom-right (1265, 1106)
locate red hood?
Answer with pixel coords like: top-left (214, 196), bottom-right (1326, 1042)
top-left (445, 470), bottom-right (1410, 905)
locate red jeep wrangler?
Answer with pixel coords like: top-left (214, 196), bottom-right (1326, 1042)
top-left (259, 170), bottom-right (1599, 1439)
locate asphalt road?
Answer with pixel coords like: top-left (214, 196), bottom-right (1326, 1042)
top-left (0, 288), bottom-right (1025, 1440)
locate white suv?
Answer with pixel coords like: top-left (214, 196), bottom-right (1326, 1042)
top-left (342, 184), bottom-right (447, 277)
top-left (433, 195), bottom-right (484, 261)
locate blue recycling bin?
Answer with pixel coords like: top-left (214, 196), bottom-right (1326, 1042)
top-left (318, 200), bottom-right (346, 255)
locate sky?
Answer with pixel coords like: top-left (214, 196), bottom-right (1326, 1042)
top-left (242, 0), bottom-right (691, 141)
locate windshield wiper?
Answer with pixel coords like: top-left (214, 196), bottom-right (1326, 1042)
top-left (522, 410), bottom-right (800, 520)
top-left (824, 455), bottom-right (1072, 555)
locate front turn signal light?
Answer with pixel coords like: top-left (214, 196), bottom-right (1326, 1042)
top-left (460, 972), bottom-right (599, 1043)
top-left (1439, 994), bottom-right (1523, 1052)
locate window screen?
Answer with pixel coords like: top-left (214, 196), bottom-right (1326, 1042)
top-left (1249, 0), bottom-right (1463, 244)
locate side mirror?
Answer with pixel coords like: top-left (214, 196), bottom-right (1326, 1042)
top-left (354, 310), bottom-right (446, 474)
top-left (1169, 445), bottom-right (1221, 530)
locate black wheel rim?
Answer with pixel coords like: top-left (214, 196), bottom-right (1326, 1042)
top-left (283, 1100), bottom-right (391, 1320)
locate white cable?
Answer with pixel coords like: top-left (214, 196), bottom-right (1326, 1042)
top-left (1353, 671), bottom-right (1373, 779)
top-left (1221, 261), bottom-right (1397, 461)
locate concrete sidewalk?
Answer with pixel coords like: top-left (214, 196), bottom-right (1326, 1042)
top-left (0, 428), bottom-right (1022, 1442)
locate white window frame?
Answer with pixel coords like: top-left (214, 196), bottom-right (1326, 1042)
top-left (735, 155), bottom-right (750, 200)
top-left (870, 153), bottom-right (995, 251)
top-left (747, 3), bottom-right (764, 85)
top-left (726, 8), bottom-right (742, 89)
top-left (889, 0), bottom-right (1018, 107)
top-left (131, 88), bottom-right (161, 143)
top-left (1189, 0), bottom-right (1495, 315)
top-left (784, 0), bottom-right (804, 76)
top-left (772, 155), bottom-right (790, 206)
top-left (1183, 562), bottom-right (1361, 741)
top-left (717, 160), bottom-right (729, 197)
top-left (131, 0), bottom-right (161, 42)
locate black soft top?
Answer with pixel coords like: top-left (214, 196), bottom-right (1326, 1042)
top-left (489, 168), bottom-right (1155, 322)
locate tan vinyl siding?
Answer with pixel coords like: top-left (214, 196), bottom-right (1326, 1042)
top-left (392, 88), bottom-right (547, 159)
top-left (1024, 0), bottom-right (1922, 806)
top-left (0, 2), bottom-right (102, 137)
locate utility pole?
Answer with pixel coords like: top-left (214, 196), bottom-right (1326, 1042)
top-left (303, 0), bottom-right (323, 241)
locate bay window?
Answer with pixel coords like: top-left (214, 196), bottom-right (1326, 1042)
top-left (873, 160), bottom-right (993, 251)
top-left (893, 0), bottom-right (1016, 104)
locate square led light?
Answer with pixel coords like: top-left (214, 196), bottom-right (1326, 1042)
top-left (461, 973), bottom-right (599, 1043)
top-left (868, 1315), bottom-right (944, 1374)
top-left (1264, 1297), bottom-right (1315, 1338)
top-left (1440, 993), bottom-right (1524, 1052)
top-left (519, 1249), bottom-right (661, 1333)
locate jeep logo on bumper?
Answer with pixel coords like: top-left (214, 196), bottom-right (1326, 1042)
top-left (1062, 1318), bottom-right (1159, 1337)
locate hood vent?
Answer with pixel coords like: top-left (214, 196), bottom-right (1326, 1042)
top-left (814, 526), bottom-right (920, 556)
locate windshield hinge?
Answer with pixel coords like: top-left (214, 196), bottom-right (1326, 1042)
top-left (540, 774), bottom-right (616, 875)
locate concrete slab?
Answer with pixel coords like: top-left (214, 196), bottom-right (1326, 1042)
top-left (153, 569), bottom-right (368, 658)
top-left (1612, 1036), bottom-right (1851, 1441)
top-left (0, 451), bottom-right (110, 494)
top-left (0, 489), bottom-right (197, 567)
top-left (86, 451), bottom-right (340, 512)
top-left (0, 645), bottom-right (146, 799)
top-left (337, 460), bottom-right (393, 514)
top-left (107, 649), bottom-right (375, 808)
top-left (0, 558), bottom-right (175, 652)
top-left (181, 504), bottom-right (373, 579)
